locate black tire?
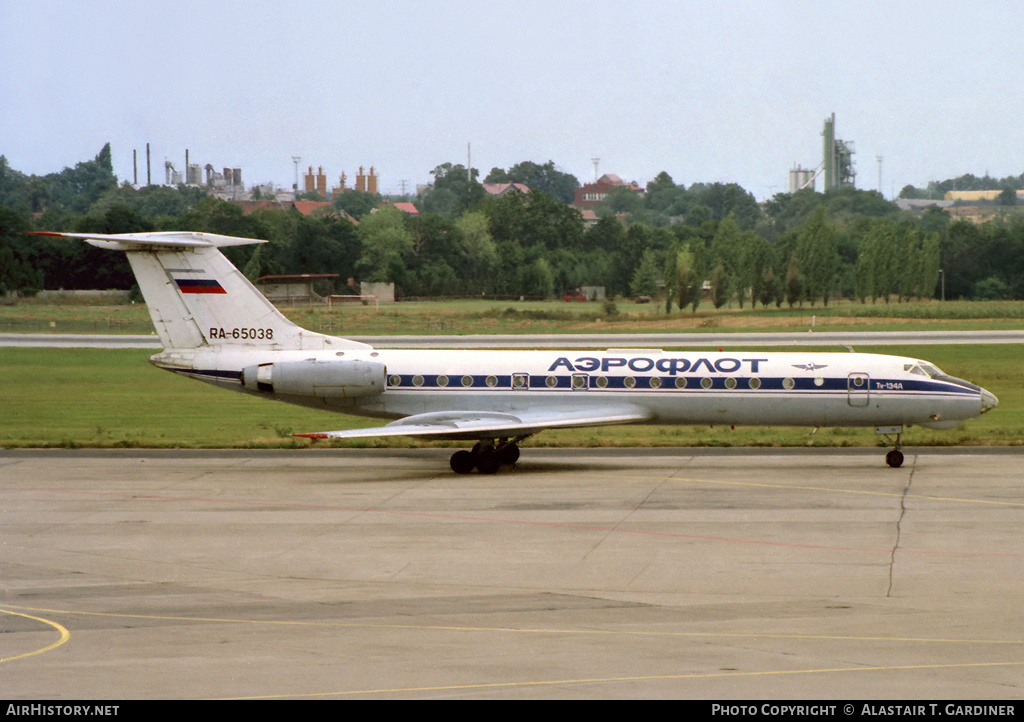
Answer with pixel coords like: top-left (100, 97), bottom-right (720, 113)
top-left (450, 450), bottom-right (476, 474)
top-left (497, 443), bottom-right (520, 466)
top-left (885, 449), bottom-right (904, 468)
top-left (475, 448), bottom-right (501, 474)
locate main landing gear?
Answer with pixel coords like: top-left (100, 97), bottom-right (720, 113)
top-left (450, 438), bottom-right (525, 474)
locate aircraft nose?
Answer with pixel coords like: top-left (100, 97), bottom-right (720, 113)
top-left (981, 388), bottom-right (999, 414)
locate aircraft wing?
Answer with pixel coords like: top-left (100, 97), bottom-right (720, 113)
top-left (294, 403), bottom-right (653, 441)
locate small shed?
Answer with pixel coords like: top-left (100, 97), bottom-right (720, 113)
top-left (257, 274), bottom-right (338, 306)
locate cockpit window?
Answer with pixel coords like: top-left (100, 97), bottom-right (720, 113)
top-left (905, 362), bottom-right (945, 378)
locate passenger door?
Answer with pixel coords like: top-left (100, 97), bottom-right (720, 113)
top-left (847, 373), bottom-right (870, 407)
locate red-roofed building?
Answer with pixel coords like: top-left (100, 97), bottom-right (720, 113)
top-left (289, 200), bottom-right (335, 216)
top-left (573, 173), bottom-right (644, 210)
top-left (482, 182), bottom-right (530, 196)
top-left (382, 201), bottom-right (420, 215)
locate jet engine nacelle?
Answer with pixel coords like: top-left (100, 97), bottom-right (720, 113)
top-left (242, 359), bottom-right (386, 399)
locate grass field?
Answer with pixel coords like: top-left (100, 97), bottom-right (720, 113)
top-left (2, 344), bottom-right (1020, 450)
top-left (4, 296), bottom-right (1024, 336)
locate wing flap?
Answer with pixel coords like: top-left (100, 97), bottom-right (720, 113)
top-left (294, 404), bottom-right (653, 441)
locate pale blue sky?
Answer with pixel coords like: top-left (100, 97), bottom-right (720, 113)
top-left (3, 0), bottom-right (1023, 199)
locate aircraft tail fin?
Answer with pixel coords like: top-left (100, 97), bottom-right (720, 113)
top-left (31, 231), bottom-right (369, 352)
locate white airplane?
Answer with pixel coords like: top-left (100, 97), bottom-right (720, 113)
top-left (34, 231), bottom-right (998, 472)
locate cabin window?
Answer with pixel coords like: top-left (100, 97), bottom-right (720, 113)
top-left (437, 375), bottom-right (449, 387)
top-left (412, 375), bottom-right (424, 387)
top-left (748, 377), bottom-right (761, 390)
top-left (545, 376), bottom-right (559, 388)
top-left (623, 377), bottom-right (636, 389)
top-left (650, 377), bottom-right (662, 389)
top-left (783, 377), bottom-right (795, 390)
top-left (512, 374), bottom-right (528, 389)
top-left (675, 377), bottom-right (687, 389)
top-left (462, 375), bottom-right (474, 387)
top-left (572, 374), bottom-right (587, 390)
top-left (813, 377), bottom-right (824, 387)
top-left (724, 377), bottom-right (737, 390)
top-left (700, 377), bottom-right (713, 389)
top-left (594, 376), bottom-right (609, 388)
top-left (486, 375), bottom-right (499, 387)
top-left (389, 374), bottom-right (401, 387)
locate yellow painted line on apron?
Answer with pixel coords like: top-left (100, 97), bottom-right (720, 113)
top-left (0, 609), bottom-right (70, 663)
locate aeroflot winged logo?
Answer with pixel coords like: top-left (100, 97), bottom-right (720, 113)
top-left (792, 362), bottom-right (828, 371)
top-left (174, 278), bottom-right (227, 294)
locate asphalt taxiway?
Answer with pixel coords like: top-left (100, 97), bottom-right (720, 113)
top-left (2, 448), bottom-right (1023, 699)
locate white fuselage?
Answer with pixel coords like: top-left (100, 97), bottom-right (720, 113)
top-left (152, 346), bottom-right (992, 434)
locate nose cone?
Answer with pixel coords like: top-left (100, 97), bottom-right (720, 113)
top-left (981, 388), bottom-right (999, 414)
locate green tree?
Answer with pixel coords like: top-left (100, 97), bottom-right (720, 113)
top-left (629, 249), bottom-right (660, 298)
top-left (973, 275), bottom-right (1011, 300)
top-left (916, 231), bottom-right (941, 299)
top-left (0, 207), bottom-right (42, 293)
top-left (482, 188), bottom-right (584, 251)
top-left (644, 171), bottom-right (690, 218)
top-left (664, 243), bottom-right (703, 313)
top-left (356, 206), bottom-right (414, 284)
top-left (596, 185), bottom-right (643, 217)
top-left (484, 160), bottom-right (579, 204)
top-left (46, 143), bottom-right (118, 214)
top-left (856, 218), bottom-right (899, 303)
top-left (419, 163), bottom-right (484, 218)
top-left (689, 182), bottom-right (761, 229)
top-left (710, 262), bottom-right (729, 308)
top-left (792, 207), bottom-right (840, 305)
top-left (763, 188), bottom-right (823, 241)
top-left (583, 215), bottom-right (624, 253)
top-left (519, 256), bottom-right (554, 298)
top-left (279, 214), bottom-right (360, 283)
top-left (708, 215), bottom-right (744, 306)
top-left (333, 190), bottom-right (380, 220)
top-left (453, 210), bottom-right (498, 293)
top-left (741, 232), bottom-right (775, 308)
top-left (785, 255), bottom-right (804, 307)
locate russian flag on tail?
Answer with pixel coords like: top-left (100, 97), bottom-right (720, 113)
top-left (175, 278), bottom-right (227, 294)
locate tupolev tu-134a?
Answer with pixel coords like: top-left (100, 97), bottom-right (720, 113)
top-left (33, 231), bottom-right (998, 473)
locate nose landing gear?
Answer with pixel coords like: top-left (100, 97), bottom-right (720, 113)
top-left (876, 426), bottom-right (904, 468)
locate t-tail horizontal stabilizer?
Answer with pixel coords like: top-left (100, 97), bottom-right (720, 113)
top-left (29, 231), bottom-right (371, 353)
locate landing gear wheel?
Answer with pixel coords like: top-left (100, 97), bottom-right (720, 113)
top-left (497, 443), bottom-right (520, 466)
top-left (475, 448), bottom-right (501, 475)
top-left (885, 449), bottom-right (904, 468)
top-left (450, 450), bottom-right (476, 474)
